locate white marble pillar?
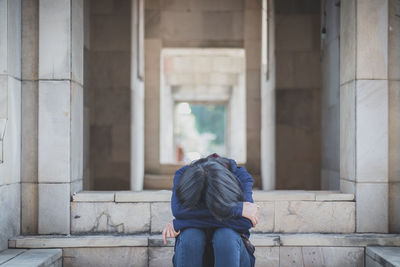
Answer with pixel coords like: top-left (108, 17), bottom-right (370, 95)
top-left (130, 0), bottom-right (145, 191)
top-left (340, 0), bottom-right (389, 233)
top-left (261, 0), bottom-right (276, 190)
top-left (38, 0), bottom-right (84, 234)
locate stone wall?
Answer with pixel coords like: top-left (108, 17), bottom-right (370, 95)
top-left (144, 0), bottom-right (262, 188)
top-left (88, 0), bottom-right (132, 190)
top-left (0, 0), bottom-right (21, 251)
top-left (274, 0), bottom-right (322, 190)
top-left (320, 0), bottom-right (340, 190)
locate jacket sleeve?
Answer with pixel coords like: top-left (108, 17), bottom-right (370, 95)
top-left (229, 159), bottom-right (255, 217)
top-left (171, 165), bottom-right (213, 219)
top-left (173, 216), bottom-right (253, 233)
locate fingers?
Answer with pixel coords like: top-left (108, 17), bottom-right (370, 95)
top-left (162, 228), bottom-right (167, 244)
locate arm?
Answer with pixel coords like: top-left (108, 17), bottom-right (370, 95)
top-left (229, 159), bottom-right (255, 217)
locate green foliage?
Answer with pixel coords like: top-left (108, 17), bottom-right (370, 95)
top-left (190, 104), bottom-right (226, 145)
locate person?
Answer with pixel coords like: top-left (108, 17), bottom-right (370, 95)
top-left (162, 153), bottom-right (259, 267)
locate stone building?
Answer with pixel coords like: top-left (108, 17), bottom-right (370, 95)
top-left (0, 0), bottom-right (400, 266)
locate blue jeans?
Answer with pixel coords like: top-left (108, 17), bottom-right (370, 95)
top-left (173, 228), bottom-right (252, 267)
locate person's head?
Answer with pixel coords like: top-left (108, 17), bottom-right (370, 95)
top-left (176, 157), bottom-right (243, 221)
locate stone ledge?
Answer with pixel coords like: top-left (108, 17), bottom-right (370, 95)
top-left (0, 249), bottom-right (27, 265)
top-left (72, 190), bottom-right (355, 202)
top-left (115, 190), bottom-right (172, 202)
top-left (366, 247), bottom-right (400, 266)
top-left (72, 191), bottom-right (115, 202)
top-left (0, 249), bottom-right (62, 267)
top-left (9, 234), bottom-right (400, 249)
top-left (9, 235), bottom-right (148, 248)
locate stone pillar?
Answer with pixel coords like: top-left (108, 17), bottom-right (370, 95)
top-left (261, 0), bottom-right (275, 190)
top-left (38, 0), bottom-right (84, 234)
top-left (244, 0), bottom-right (262, 188)
top-left (21, 0), bottom-right (39, 234)
top-left (0, 0), bottom-right (22, 251)
top-left (388, 0), bottom-right (400, 233)
top-left (340, 0), bottom-right (389, 233)
top-left (130, 0), bottom-right (145, 191)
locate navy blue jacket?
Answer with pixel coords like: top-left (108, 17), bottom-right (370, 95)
top-left (171, 159), bottom-right (254, 238)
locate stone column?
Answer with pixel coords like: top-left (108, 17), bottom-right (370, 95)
top-left (38, 0), bottom-right (84, 234)
top-left (130, 0), bottom-right (145, 191)
top-left (388, 0), bottom-right (400, 233)
top-left (340, 0), bottom-right (389, 233)
top-left (0, 0), bottom-right (22, 251)
top-left (21, 0), bottom-right (39, 234)
top-left (260, 0), bottom-right (275, 190)
top-left (244, 0), bottom-right (262, 188)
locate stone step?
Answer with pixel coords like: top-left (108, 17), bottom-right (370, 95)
top-left (0, 248), bottom-right (62, 267)
top-left (8, 234), bottom-right (400, 267)
top-left (366, 247), bottom-right (400, 267)
top-left (70, 190), bottom-right (356, 234)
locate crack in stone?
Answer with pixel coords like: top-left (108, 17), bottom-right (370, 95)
top-left (90, 212), bottom-right (125, 233)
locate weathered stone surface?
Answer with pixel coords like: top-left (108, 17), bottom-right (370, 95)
top-left (72, 191), bottom-right (115, 202)
top-left (38, 183), bottom-right (70, 234)
top-left (280, 247), bottom-right (364, 267)
top-left (340, 81), bottom-right (356, 182)
top-left (21, 81), bottom-right (38, 183)
top-left (63, 247), bottom-right (148, 267)
top-left (38, 81), bottom-right (71, 183)
top-left (149, 247), bottom-right (174, 267)
top-left (0, 249), bottom-right (27, 265)
top-left (71, 0), bottom-right (83, 85)
top-left (366, 247), bottom-right (400, 267)
top-left (275, 201), bottom-right (355, 233)
top-left (0, 0), bottom-right (7, 75)
top-left (70, 82), bottom-right (83, 183)
top-left (39, 0), bottom-right (71, 79)
top-left (280, 233), bottom-right (400, 247)
top-left (115, 190), bottom-right (171, 202)
top-left (389, 81), bottom-right (400, 183)
top-left (71, 202), bottom-right (150, 234)
top-left (151, 202), bottom-right (174, 234)
top-left (0, 183), bottom-right (20, 251)
top-left (6, 0), bottom-right (22, 79)
top-left (21, 0), bottom-right (39, 80)
top-left (275, 15), bottom-right (313, 52)
top-left (356, 0), bottom-right (388, 80)
top-left (356, 80), bottom-right (388, 183)
top-left (21, 182), bottom-right (38, 234)
top-left (1, 249), bottom-right (62, 267)
top-left (356, 182), bottom-right (388, 233)
top-left (10, 234), bottom-right (400, 250)
top-left (389, 182), bottom-right (400, 232)
top-left (254, 247), bottom-right (279, 267)
top-left (0, 77), bottom-right (21, 186)
top-left (9, 235), bottom-right (148, 248)
top-left (253, 190), bottom-right (315, 201)
top-left (315, 192), bottom-right (354, 201)
top-left (251, 201), bottom-right (274, 233)
top-left (340, 0), bottom-right (356, 84)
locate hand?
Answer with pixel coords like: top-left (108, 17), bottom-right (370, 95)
top-left (242, 202), bottom-right (260, 227)
top-left (162, 221), bottom-right (181, 244)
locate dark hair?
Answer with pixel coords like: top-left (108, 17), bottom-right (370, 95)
top-left (176, 157), bottom-right (244, 221)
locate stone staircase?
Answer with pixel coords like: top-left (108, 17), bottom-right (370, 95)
top-left (7, 190), bottom-right (400, 266)
top-left (0, 248), bottom-right (62, 266)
